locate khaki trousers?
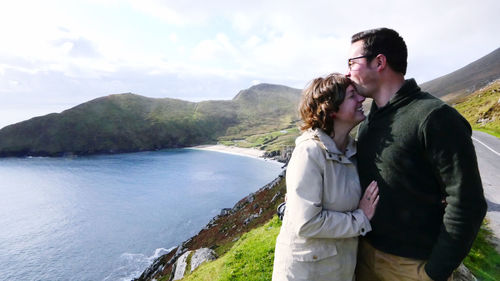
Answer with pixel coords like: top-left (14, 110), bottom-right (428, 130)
top-left (355, 239), bottom-right (452, 281)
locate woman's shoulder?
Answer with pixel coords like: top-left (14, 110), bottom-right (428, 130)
top-left (292, 131), bottom-right (327, 162)
top-left (295, 131), bottom-right (324, 151)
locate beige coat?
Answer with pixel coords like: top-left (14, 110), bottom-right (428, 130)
top-left (272, 128), bottom-right (371, 281)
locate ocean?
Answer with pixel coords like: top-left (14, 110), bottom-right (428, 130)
top-left (0, 149), bottom-right (283, 281)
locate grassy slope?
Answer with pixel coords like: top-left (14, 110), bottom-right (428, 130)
top-left (219, 83), bottom-right (301, 152)
top-left (464, 220), bottom-right (500, 280)
top-left (454, 80), bottom-right (500, 138)
top-left (453, 80), bottom-right (500, 279)
top-left (177, 216), bottom-right (500, 281)
top-left (134, 174), bottom-right (287, 281)
top-left (218, 127), bottom-right (300, 153)
top-left (180, 216), bottom-right (281, 281)
top-left (0, 94), bottom-right (206, 155)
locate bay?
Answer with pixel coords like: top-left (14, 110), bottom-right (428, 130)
top-left (0, 149), bottom-right (282, 281)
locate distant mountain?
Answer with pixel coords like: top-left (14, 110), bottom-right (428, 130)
top-left (0, 84), bottom-right (301, 157)
top-left (227, 84), bottom-right (302, 137)
top-left (421, 47), bottom-right (500, 103)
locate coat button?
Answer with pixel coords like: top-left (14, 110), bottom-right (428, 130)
top-left (313, 255), bottom-right (318, 260)
top-left (361, 228), bottom-right (365, 233)
top-left (339, 156), bottom-right (342, 161)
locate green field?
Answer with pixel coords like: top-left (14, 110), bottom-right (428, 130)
top-left (176, 216), bottom-right (500, 281)
top-left (180, 217), bottom-right (281, 281)
top-left (454, 81), bottom-right (500, 138)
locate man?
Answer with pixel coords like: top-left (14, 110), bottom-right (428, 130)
top-left (347, 28), bottom-right (487, 281)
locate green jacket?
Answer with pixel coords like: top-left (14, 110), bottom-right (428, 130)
top-left (357, 79), bottom-right (487, 281)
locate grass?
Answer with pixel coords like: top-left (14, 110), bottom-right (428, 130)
top-left (178, 216), bottom-right (500, 281)
top-left (218, 126), bottom-right (300, 154)
top-left (181, 216), bottom-right (282, 281)
top-left (454, 81), bottom-right (500, 138)
top-left (453, 81), bottom-right (500, 280)
top-left (464, 220), bottom-right (500, 280)
top-left (453, 81), bottom-right (500, 279)
top-left (185, 251), bottom-right (194, 275)
top-left (158, 274), bottom-right (171, 281)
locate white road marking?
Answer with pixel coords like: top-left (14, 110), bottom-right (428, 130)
top-left (472, 136), bottom-right (500, 157)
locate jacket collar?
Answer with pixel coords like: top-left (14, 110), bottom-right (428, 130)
top-left (296, 128), bottom-right (357, 161)
top-left (368, 78), bottom-right (421, 119)
top-left (390, 78), bottom-right (421, 105)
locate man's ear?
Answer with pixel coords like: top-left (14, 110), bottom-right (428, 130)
top-left (375, 54), bottom-right (387, 71)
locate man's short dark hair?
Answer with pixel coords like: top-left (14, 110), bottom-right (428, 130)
top-left (351, 28), bottom-right (408, 75)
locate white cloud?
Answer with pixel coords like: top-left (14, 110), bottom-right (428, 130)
top-left (129, 0), bottom-right (209, 25)
top-left (52, 37), bottom-right (101, 58)
top-left (243, 36), bottom-right (262, 49)
top-left (169, 33), bottom-right (178, 43)
top-left (190, 33), bottom-right (239, 63)
top-left (230, 13), bottom-right (256, 34)
top-left (0, 0), bottom-right (499, 128)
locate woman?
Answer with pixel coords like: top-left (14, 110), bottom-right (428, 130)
top-left (272, 73), bottom-right (379, 281)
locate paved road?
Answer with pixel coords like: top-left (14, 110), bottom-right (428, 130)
top-left (472, 131), bottom-right (500, 251)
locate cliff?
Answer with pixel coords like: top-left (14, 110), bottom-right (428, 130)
top-left (134, 170), bottom-right (287, 281)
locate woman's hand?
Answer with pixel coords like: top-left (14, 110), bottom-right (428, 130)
top-left (359, 180), bottom-right (379, 220)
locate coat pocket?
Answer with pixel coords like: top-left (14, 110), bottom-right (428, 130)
top-left (291, 244), bottom-right (337, 262)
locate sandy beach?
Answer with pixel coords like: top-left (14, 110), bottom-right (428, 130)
top-left (189, 144), bottom-right (278, 162)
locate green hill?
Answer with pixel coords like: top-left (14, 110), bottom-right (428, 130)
top-left (421, 47), bottom-right (500, 103)
top-left (0, 84), bottom-right (301, 157)
top-left (453, 80), bottom-right (500, 138)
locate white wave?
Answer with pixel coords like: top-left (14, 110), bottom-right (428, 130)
top-left (103, 247), bottom-right (175, 281)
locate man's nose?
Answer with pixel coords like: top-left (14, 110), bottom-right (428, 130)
top-left (346, 70), bottom-right (351, 78)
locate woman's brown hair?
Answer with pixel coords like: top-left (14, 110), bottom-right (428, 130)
top-left (299, 73), bottom-right (351, 136)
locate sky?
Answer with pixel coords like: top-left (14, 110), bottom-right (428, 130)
top-left (0, 0), bottom-right (499, 128)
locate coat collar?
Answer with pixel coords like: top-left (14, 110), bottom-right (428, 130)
top-left (368, 78), bottom-right (421, 119)
top-left (296, 128), bottom-right (357, 162)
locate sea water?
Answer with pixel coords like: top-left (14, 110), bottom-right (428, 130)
top-left (0, 149), bottom-right (282, 281)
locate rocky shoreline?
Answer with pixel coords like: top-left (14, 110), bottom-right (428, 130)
top-left (133, 170), bottom-right (287, 281)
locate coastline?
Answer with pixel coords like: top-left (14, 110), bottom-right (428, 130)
top-left (187, 144), bottom-right (281, 164)
top-left (134, 168), bottom-right (287, 281)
